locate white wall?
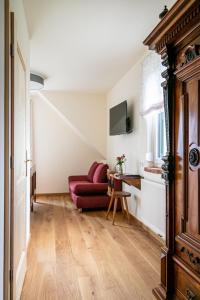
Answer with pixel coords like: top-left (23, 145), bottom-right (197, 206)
top-left (107, 55), bottom-right (147, 171)
top-left (0, 0), bottom-right (5, 298)
top-left (32, 91), bottom-right (107, 193)
top-left (107, 53), bottom-right (166, 239)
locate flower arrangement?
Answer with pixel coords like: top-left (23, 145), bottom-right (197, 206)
top-left (115, 154), bottom-right (126, 174)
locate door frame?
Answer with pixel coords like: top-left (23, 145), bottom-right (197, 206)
top-left (4, 0), bottom-right (11, 299)
top-left (10, 10), bottom-right (15, 300)
top-left (4, 2), bottom-right (14, 300)
top-left (0, 0), bottom-right (6, 298)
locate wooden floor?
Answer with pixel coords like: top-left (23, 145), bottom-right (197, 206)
top-left (21, 195), bottom-right (160, 300)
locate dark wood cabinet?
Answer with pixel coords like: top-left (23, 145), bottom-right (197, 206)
top-left (144, 1), bottom-right (200, 299)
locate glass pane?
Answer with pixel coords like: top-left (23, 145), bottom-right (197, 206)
top-left (157, 112), bottom-right (165, 159)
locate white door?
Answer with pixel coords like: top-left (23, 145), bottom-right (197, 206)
top-left (13, 44), bottom-right (27, 300)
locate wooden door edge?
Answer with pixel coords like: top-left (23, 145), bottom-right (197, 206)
top-left (4, 1), bottom-right (12, 300)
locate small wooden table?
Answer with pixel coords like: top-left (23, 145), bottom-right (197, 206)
top-left (106, 173), bottom-right (143, 224)
top-left (114, 174), bottom-right (143, 190)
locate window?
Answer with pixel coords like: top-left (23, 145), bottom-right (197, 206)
top-left (141, 52), bottom-right (166, 168)
top-left (155, 111), bottom-right (166, 162)
top-left (140, 52), bottom-right (164, 116)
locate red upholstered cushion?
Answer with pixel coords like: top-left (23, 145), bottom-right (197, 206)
top-left (93, 164), bottom-right (108, 183)
top-left (69, 181), bottom-right (90, 193)
top-left (87, 162), bottom-right (99, 182)
top-left (72, 183), bottom-right (108, 195)
top-left (71, 193), bottom-right (109, 209)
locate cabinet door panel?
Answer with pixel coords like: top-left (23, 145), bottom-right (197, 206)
top-left (175, 69), bottom-right (200, 277)
top-left (186, 79), bottom-right (200, 238)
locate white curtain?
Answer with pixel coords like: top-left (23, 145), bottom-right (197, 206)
top-left (140, 52), bottom-right (164, 116)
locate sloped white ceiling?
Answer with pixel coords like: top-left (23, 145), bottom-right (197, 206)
top-left (23, 0), bottom-right (176, 92)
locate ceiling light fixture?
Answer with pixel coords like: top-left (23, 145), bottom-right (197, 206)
top-left (30, 73), bottom-right (44, 90)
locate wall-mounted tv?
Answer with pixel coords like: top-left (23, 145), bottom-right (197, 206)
top-left (109, 100), bottom-right (132, 136)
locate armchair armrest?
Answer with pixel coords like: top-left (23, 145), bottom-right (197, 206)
top-left (68, 175), bottom-right (89, 183)
top-left (73, 183), bottom-right (108, 195)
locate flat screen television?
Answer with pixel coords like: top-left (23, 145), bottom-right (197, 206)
top-left (109, 101), bottom-right (132, 136)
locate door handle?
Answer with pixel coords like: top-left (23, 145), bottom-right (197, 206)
top-left (24, 159), bottom-right (32, 163)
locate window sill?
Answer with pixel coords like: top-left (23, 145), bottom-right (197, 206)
top-left (144, 167), bottom-right (162, 174)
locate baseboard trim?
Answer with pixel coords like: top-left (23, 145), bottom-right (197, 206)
top-left (129, 213), bottom-right (165, 247)
top-left (36, 192), bottom-right (69, 198)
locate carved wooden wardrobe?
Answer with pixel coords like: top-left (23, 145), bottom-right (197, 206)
top-left (144, 1), bottom-right (200, 299)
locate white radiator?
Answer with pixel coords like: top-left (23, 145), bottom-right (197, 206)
top-left (126, 178), bottom-right (166, 240)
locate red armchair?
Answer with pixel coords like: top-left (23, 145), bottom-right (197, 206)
top-left (68, 162), bottom-right (110, 209)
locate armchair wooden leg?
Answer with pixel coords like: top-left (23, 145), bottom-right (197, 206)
top-left (112, 197), bottom-right (118, 225)
top-left (106, 195), bottom-right (114, 219)
top-left (124, 197), bottom-right (130, 224)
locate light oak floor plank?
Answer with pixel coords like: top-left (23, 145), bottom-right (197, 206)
top-left (21, 195), bottom-right (160, 300)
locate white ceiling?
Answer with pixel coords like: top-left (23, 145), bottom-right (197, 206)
top-left (23, 0), bottom-right (176, 92)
